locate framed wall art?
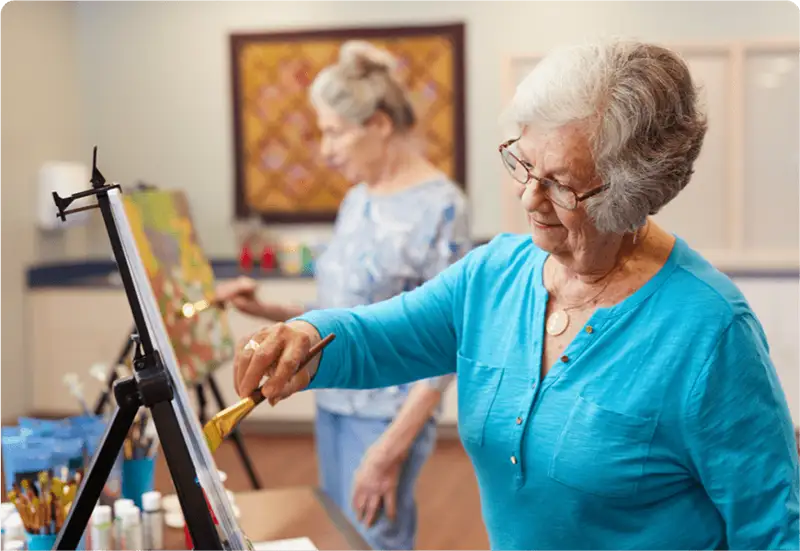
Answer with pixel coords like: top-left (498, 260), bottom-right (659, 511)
top-left (230, 23), bottom-right (466, 223)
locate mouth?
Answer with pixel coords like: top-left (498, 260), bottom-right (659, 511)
top-left (530, 217), bottom-right (562, 229)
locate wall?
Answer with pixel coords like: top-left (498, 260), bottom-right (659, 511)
top-left (72, 0), bottom-right (799, 257)
top-left (5, 1), bottom-right (798, 422)
top-left (1, 1), bottom-right (86, 421)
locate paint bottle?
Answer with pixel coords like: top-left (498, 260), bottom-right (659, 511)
top-left (0, 501), bottom-right (17, 548)
top-left (112, 498), bottom-right (134, 548)
top-left (141, 491), bottom-right (164, 549)
top-left (120, 506), bottom-right (143, 550)
top-left (90, 505), bottom-right (112, 550)
top-left (2, 513), bottom-right (24, 549)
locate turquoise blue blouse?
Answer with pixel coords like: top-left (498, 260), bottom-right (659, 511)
top-left (299, 233), bottom-right (799, 550)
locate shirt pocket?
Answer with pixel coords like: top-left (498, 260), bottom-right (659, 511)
top-left (456, 353), bottom-right (505, 448)
top-left (548, 395), bottom-right (657, 499)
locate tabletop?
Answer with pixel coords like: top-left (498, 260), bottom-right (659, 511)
top-left (164, 487), bottom-right (371, 550)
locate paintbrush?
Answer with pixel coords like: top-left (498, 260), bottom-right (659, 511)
top-left (178, 298), bottom-right (224, 319)
top-left (202, 333), bottom-right (335, 453)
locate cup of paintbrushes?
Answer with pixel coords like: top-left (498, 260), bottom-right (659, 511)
top-left (202, 333), bottom-right (336, 453)
top-left (121, 415), bottom-right (156, 508)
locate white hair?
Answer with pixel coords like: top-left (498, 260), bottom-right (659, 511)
top-left (309, 41), bottom-right (415, 132)
top-left (505, 39), bottom-right (708, 234)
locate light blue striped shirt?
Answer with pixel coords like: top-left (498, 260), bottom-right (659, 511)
top-left (311, 178), bottom-right (471, 419)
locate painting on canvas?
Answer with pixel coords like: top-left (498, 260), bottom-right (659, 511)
top-left (123, 189), bottom-right (235, 384)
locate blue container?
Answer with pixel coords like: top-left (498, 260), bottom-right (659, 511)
top-left (25, 532), bottom-right (57, 550)
top-left (122, 457), bottom-right (156, 509)
top-left (1, 436), bottom-right (54, 494)
top-left (51, 437), bottom-right (85, 478)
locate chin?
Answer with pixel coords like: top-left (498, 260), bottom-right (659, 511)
top-left (529, 224), bottom-right (565, 252)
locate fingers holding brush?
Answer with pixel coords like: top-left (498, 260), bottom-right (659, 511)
top-left (267, 365), bottom-right (313, 406)
top-left (233, 329), bottom-right (284, 397)
top-left (232, 321), bottom-right (332, 402)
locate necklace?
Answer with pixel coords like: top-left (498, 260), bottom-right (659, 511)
top-left (545, 275), bottom-right (616, 336)
top-left (545, 228), bottom-right (645, 337)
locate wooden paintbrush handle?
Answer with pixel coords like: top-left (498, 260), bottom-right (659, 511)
top-left (249, 333), bottom-right (335, 405)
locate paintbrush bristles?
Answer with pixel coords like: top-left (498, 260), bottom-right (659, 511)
top-left (9, 470), bottom-right (81, 535)
top-left (202, 333), bottom-right (336, 454)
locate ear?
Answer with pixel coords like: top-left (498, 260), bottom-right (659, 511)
top-left (366, 110), bottom-right (394, 139)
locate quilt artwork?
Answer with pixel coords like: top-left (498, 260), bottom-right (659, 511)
top-left (230, 23), bottom-right (466, 222)
top-left (123, 189), bottom-right (235, 384)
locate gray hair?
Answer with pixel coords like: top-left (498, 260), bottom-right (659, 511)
top-left (506, 39), bottom-right (708, 234)
top-left (309, 41), bottom-right (415, 132)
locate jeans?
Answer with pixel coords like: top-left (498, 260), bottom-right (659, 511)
top-left (314, 407), bottom-right (437, 550)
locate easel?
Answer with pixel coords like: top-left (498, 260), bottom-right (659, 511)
top-left (52, 148), bottom-right (223, 549)
top-left (92, 182), bottom-right (263, 490)
top-left (93, 328), bottom-right (263, 490)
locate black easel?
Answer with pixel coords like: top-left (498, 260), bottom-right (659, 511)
top-left (94, 341), bottom-right (263, 490)
top-left (52, 147), bottom-right (223, 550)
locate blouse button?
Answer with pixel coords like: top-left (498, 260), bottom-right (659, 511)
top-left (560, 355), bottom-right (569, 363)
top-left (515, 417), bottom-right (523, 425)
top-left (585, 325), bottom-right (594, 334)
top-left (510, 455), bottom-right (518, 465)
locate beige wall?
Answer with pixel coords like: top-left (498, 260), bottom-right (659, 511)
top-left (1, 1), bottom-right (86, 421)
top-left (73, 1), bottom-right (799, 257)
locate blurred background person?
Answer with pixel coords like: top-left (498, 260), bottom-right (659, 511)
top-left (217, 41), bottom-right (471, 550)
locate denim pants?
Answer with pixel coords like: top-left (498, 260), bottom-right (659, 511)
top-left (314, 407), bottom-right (437, 550)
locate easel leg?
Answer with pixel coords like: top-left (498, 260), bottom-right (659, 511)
top-left (56, 379), bottom-right (139, 549)
top-left (206, 375), bottom-right (263, 489)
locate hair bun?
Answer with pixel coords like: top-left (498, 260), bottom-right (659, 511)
top-left (338, 40), bottom-right (397, 78)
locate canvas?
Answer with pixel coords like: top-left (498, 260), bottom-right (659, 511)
top-left (230, 23), bottom-right (466, 222)
top-left (123, 189), bottom-right (235, 385)
top-left (110, 189), bottom-right (247, 549)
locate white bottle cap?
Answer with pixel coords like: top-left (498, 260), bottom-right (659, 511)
top-left (92, 505), bottom-right (112, 525)
top-left (0, 502), bottom-right (17, 520)
top-left (141, 491), bottom-right (162, 512)
top-left (4, 513), bottom-right (23, 539)
top-left (121, 506), bottom-right (141, 528)
top-left (114, 498), bottom-right (135, 517)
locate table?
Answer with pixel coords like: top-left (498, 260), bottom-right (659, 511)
top-left (164, 487), bottom-right (371, 550)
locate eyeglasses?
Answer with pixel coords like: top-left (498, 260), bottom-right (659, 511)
top-left (498, 137), bottom-right (609, 210)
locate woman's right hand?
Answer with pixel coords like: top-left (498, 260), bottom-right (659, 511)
top-left (233, 321), bottom-right (322, 404)
top-left (215, 276), bottom-right (258, 303)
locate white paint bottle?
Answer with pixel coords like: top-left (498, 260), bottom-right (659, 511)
top-left (120, 506), bottom-right (143, 550)
top-left (142, 491), bottom-right (164, 549)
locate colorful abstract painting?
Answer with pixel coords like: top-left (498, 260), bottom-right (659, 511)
top-left (123, 190), bottom-right (235, 384)
top-left (230, 23), bottom-right (466, 222)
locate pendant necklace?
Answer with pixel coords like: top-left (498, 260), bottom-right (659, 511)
top-left (545, 227), bottom-right (644, 337)
top-left (545, 277), bottom-right (614, 336)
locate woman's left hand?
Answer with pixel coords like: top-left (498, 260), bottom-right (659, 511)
top-left (352, 444), bottom-right (405, 527)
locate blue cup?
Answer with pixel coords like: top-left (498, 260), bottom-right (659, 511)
top-left (122, 457), bottom-right (155, 508)
top-left (25, 532), bottom-right (57, 550)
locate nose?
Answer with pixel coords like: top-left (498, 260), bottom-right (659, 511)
top-left (320, 136), bottom-right (335, 163)
top-left (520, 179), bottom-right (549, 213)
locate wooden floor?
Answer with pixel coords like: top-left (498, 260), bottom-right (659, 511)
top-left (153, 434), bottom-right (489, 550)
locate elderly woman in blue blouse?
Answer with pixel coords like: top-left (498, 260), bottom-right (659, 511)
top-left (232, 39), bottom-right (799, 550)
top-left (217, 42), bottom-right (470, 550)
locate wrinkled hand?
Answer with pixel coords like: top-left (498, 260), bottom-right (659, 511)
top-left (233, 321), bottom-right (321, 404)
top-left (215, 276), bottom-right (257, 303)
top-left (352, 445), bottom-right (404, 527)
